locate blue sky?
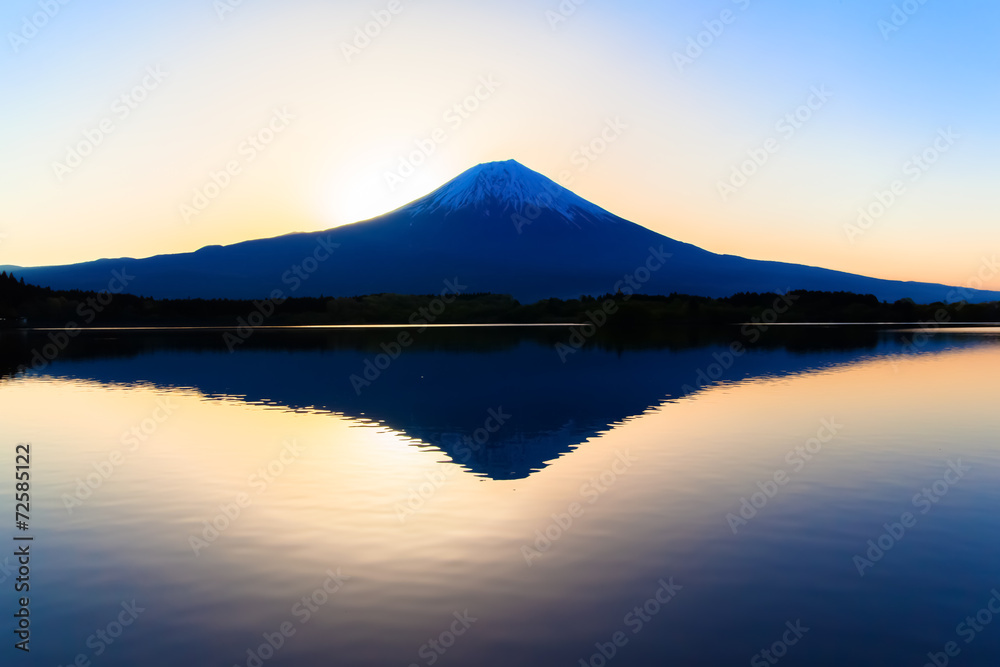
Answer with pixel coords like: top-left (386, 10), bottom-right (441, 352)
top-left (1, 0), bottom-right (998, 290)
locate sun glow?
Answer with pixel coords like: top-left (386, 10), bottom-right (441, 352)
top-left (317, 158), bottom-right (461, 230)
top-left (321, 170), bottom-right (399, 229)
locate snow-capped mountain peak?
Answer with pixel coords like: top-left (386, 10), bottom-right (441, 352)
top-left (405, 160), bottom-right (613, 221)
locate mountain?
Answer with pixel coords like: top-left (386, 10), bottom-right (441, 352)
top-left (4, 326), bottom-right (975, 479)
top-left (5, 160), bottom-right (998, 303)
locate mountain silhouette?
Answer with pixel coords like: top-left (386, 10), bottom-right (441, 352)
top-left (6, 326), bottom-right (984, 480)
top-left (5, 160), bottom-right (998, 303)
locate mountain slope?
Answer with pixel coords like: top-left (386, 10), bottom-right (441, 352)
top-left (5, 160), bottom-right (998, 304)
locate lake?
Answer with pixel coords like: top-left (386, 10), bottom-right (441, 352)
top-left (1, 324), bottom-right (999, 666)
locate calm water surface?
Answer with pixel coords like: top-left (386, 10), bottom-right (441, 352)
top-left (1, 326), bottom-right (999, 666)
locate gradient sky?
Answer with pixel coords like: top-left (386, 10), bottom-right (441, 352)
top-left (2, 0), bottom-right (998, 290)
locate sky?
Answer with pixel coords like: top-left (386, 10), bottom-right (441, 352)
top-left (1, 0), bottom-right (998, 291)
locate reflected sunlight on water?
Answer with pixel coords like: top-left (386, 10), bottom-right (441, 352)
top-left (1, 327), bottom-right (998, 666)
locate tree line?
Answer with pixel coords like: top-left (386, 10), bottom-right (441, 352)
top-left (1, 270), bottom-right (998, 327)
